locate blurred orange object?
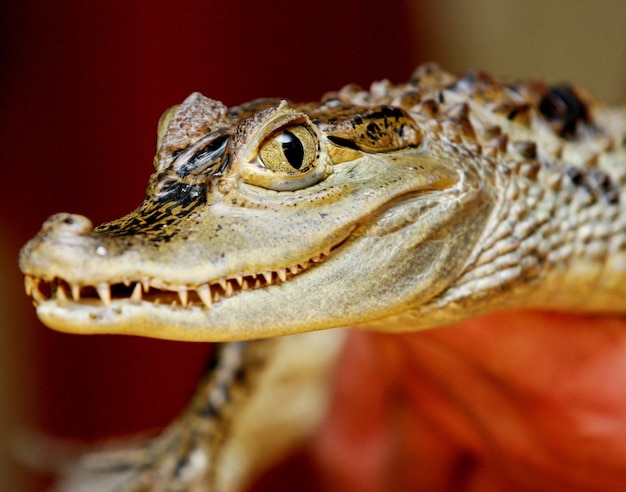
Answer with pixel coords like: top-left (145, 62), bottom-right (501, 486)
top-left (312, 312), bottom-right (626, 492)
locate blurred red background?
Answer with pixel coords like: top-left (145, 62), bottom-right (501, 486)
top-left (0, 1), bottom-right (420, 490)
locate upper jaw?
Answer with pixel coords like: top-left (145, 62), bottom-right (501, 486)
top-left (19, 206), bottom-right (351, 318)
top-left (23, 244), bottom-right (336, 312)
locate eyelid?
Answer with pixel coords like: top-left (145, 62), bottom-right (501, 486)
top-left (239, 116), bottom-right (333, 191)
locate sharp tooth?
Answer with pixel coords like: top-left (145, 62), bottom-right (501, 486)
top-left (218, 279), bottom-right (227, 291)
top-left (300, 262), bottom-right (309, 271)
top-left (225, 281), bottom-right (234, 297)
top-left (311, 254), bottom-right (321, 263)
top-left (32, 281), bottom-right (46, 302)
top-left (277, 267), bottom-right (287, 282)
top-left (123, 278), bottom-right (131, 287)
top-left (141, 277), bottom-right (150, 293)
top-left (56, 284), bottom-right (69, 307)
top-left (24, 275), bottom-right (34, 296)
top-left (262, 271), bottom-right (273, 284)
top-left (71, 283), bottom-right (81, 301)
top-left (233, 274), bottom-right (243, 288)
top-left (254, 278), bottom-right (261, 289)
top-left (178, 286), bottom-right (188, 306)
top-left (197, 284), bottom-right (212, 308)
top-left (289, 265), bottom-right (299, 275)
top-left (241, 279), bottom-right (250, 291)
top-left (97, 283), bottom-right (111, 306)
top-left (250, 273), bottom-right (257, 280)
top-left (322, 247), bottom-right (331, 257)
top-left (130, 283), bottom-right (142, 303)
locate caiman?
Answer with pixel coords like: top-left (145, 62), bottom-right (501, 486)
top-left (19, 64), bottom-right (626, 491)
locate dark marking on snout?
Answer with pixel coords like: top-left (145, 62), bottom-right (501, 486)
top-left (96, 180), bottom-right (208, 242)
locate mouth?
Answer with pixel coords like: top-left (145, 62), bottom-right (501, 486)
top-left (24, 249), bottom-right (333, 313)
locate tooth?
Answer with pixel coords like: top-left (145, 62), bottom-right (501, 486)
top-left (56, 284), bottom-right (69, 307)
top-left (97, 283), bottom-right (111, 306)
top-left (218, 279), bottom-right (227, 291)
top-left (233, 274), bottom-right (243, 288)
top-left (131, 283), bottom-right (142, 303)
top-left (32, 281), bottom-right (46, 302)
top-left (289, 265), bottom-right (299, 275)
top-left (241, 279), bottom-right (250, 290)
top-left (197, 284), bottom-right (212, 308)
top-left (225, 281), bottom-right (234, 297)
top-left (71, 283), bottom-right (81, 301)
top-left (277, 267), bottom-right (287, 282)
top-left (300, 262), bottom-right (309, 271)
top-left (311, 254), bottom-right (321, 263)
top-left (322, 247), bottom-right (331, 257)
top-left (178, 286), bottom-right (188, 306)
top-left (24, 275), bottom-right (34, 296)
top-left (254, 278), bottom-right (261, 289)
top-left (123, 278), bottom-right (131, 287)
top-left (141, 277), bottom-right (150, 293)
top-left (262, 271), bottom-right (273, 284)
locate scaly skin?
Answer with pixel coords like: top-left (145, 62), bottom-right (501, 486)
top-left (20, 64), bottom-right (626, 340)
top-left (18, 65), bottom-right (626, 490)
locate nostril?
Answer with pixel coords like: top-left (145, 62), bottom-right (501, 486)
top-left (43, 213), bottom-right (94, 235)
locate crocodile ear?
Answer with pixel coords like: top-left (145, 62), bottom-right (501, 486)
top-left (153, 93), bottom-right (229, 172)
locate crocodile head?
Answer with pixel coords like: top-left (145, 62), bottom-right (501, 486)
top-left (20, 74), bottom-right (497, 341)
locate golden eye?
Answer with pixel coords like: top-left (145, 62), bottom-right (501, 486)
top-left (241, 114), bottom-right (332, 191)
top-left (259, 125), bottom-right (316, 173)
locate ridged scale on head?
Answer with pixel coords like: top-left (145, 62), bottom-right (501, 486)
top-left (154, 93), bottom-right (230, 172)
top-left (319, 63), bottom-right (626, 192)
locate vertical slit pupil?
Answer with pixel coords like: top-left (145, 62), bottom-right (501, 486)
top-left (279, 131), bottom-right (304, 169)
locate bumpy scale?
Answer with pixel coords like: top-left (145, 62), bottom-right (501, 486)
top-left (19, 64), bottom-right (626, 491)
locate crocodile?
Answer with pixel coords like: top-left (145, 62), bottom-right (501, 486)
top-left (19, 64), bottom-right (626, 491)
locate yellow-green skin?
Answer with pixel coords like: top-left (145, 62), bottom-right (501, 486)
top-left (21, 64), bottom-right (626, 342)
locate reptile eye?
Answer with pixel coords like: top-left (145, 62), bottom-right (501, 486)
top-left (259, 125), bottom-right (316, 173)
top-left (240, 110), bottom-right (333, 192)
